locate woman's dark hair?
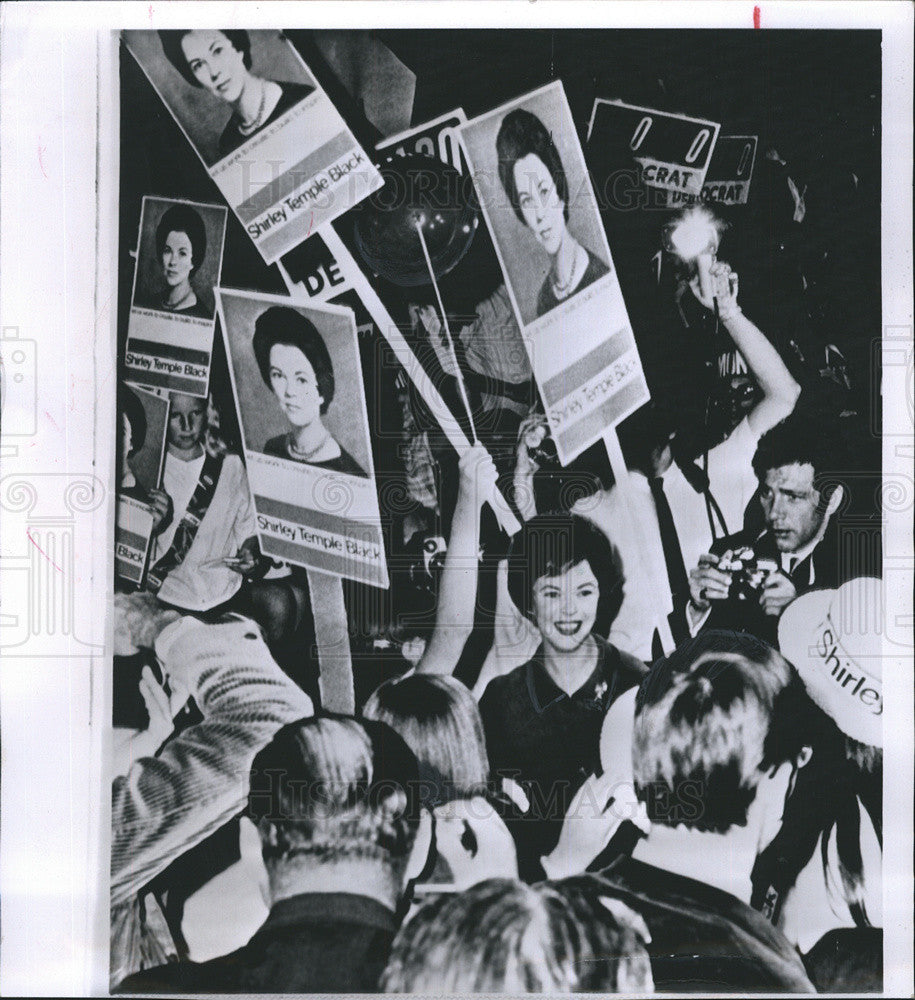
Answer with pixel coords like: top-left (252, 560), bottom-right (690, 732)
top-left (155, 204), bottom-right (207, 274)
top-left (252, 306), bottom-right (335, 414)
top-left (506, 512), bottom-right (624, 633)
top-left (119, 385), bottom-right (147, 458)
top-left (496, 108), bottom-right (570, 226)
top-left (753, 717), bottom-right (883, 930)
top-left (158, 30), bottom-right (252, 89)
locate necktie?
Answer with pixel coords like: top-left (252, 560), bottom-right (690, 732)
top-left (650, 476), bottom-right (690, 645)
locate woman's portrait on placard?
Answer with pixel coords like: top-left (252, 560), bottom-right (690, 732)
top-left (131, 199), bottom-right (226, 321)
top-left (125, 29), bottom-right (316, 167)
top-left (461, 88), bottom-right (611, 327)
top-left (252, 306), bottom-right (368, 479)
top-left (220, 292), bottom-right (374, 482)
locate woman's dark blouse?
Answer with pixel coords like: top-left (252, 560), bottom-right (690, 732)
top-left (264, 433), bottom-right (367, 478)
top-left (218, 81), bottom-right (315, 158)
top-left (536, 247), bottom-right (610, 318)
top-left (479, 635), bottom-right (646, 881)
top-left (154, 298), bottom-right (213, 321)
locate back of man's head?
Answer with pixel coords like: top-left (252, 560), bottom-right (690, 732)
top-left (381, 877), bottom-right (653, 993)
top-left (247, 716), bottom-right (422, 879)
top-left (633, 642), bottom-right (814, 833)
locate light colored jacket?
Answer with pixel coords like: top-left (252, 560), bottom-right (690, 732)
top-left (110, 616), bottom-right (314, 986)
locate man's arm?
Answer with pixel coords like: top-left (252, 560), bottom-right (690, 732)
top-left (692, 262), bottom-right (801, 436)
top-left (111, 614), bottom-right (313, 906)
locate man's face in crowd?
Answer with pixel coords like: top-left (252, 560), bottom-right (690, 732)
top-left (759, 462), bottom-right (825, 553)
top-left (531, 560), bottom-right (599, 654)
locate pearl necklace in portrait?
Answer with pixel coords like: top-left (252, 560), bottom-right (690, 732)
top-left (237, 79), bottom-right (269, 136)
top-left (286, 430), bottom-right (332, 462)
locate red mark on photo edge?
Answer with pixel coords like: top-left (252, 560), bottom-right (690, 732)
top-left (38, 137), bottom-right (48, 179)
top-left (45, 410), bottom-right (61, 432)
top-left (753, 6), bottom-right (761, 29)
top-left (27, 530), bottom-right (63, 572)
top-left (148, 4), bottom-right (154, 20)
top-left (306, 212), bottom-right (315, 238)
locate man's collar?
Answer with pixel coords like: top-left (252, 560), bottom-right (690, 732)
top-left (259, 892), bottom-right (397, 938)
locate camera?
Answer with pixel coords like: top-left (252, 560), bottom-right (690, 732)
top-left (529, 432), bottom-right (560, 469)
top-left (402, 532), bottom-right (447, 595)
top-left (718, 547), bottom-right (777, 601)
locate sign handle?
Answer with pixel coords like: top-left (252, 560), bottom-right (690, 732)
top-left (306, 567), bottom-right (355, 714)
top-left (414, 220), bottom-right (478, 444)
top-left (321, 226), bottom-right (520, 537)
top-left (275, 262), bottom-right (356, 713)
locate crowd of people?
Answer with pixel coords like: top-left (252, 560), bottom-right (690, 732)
top-left (113, 37), bottom-right (885, 991)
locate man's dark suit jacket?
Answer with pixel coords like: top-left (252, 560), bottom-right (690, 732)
top-left (695, 521), bottom-right (850, 647)
top-left (116, 892), bottom-right (398, 994)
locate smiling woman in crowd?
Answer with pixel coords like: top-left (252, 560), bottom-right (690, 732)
top-left (478, 512), bottom-right (645, 881)
top-left (496, 108), bottom-right (609, 319)
top-left (159, 29), bottom-right (314, 158)
top-left (252, 305), bottom-right (367, 478)
top-left (148, 204), bottom-right (212, 319)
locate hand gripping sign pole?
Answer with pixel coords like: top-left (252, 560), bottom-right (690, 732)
top-left (321, 224), bottom-right (520, 537)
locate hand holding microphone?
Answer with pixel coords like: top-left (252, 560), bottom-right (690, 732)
top-left (690, 259), bottom-right (740, 321)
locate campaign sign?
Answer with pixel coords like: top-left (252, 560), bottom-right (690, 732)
top-left (460, 81), bottom-right (650, 465)
top-left (125, 197), bottom-right (227, 396)
top-left (123, 385), bottom-right (170, 494)
top-left (588, 99), bottom-right (721, 196)
top-left (115, 495), bottom-right (155, 585)
top-left (661, 135), bottom-right (758, 208)
top-left (377, 107), bottom-right (468, 174)
top-left (217, 288), bottom-right (388, 588)
top-left (124, 30), bottom-right (382, 265)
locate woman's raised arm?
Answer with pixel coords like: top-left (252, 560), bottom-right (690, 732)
top-left (415, 443), bottom-right (498, 675)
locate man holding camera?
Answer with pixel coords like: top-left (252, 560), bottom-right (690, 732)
top-left (687, 412), bottom-right (854, 645)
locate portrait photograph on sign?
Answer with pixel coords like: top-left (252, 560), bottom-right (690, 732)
top-left (125, 197), bottom-right (228, 396)
top-left (123, 29), bottom-right (383, 263)
top-left (120, 383), bottom-right (170, 494)
top-left (218, 288), bottom-right (387, 587)
top-left (115, 383), bottom-right (169, 586)
top-left (460, 81), bottom-right (649, 463)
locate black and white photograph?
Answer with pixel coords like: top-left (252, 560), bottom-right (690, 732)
top-left (125, 197), bottom-right (227, 396)
top-left (462, 82), bottom-right (613, 327)
top-left (125, 29), bottom-right (318, 169)
top-left (218, 288), bottom-right (387, 587)
top-left (0, 6), bottom-right (911, 999)
top-left (123, 28), bottom-right (384, 264)
top-left (115, 383), bottom-right (169, 586)
top-left (118, 382), bottom-right (169, 496)
top-left (461, 81), bottom-right (650, 463)
top-left (130, 198), bottom-right (225, 321)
